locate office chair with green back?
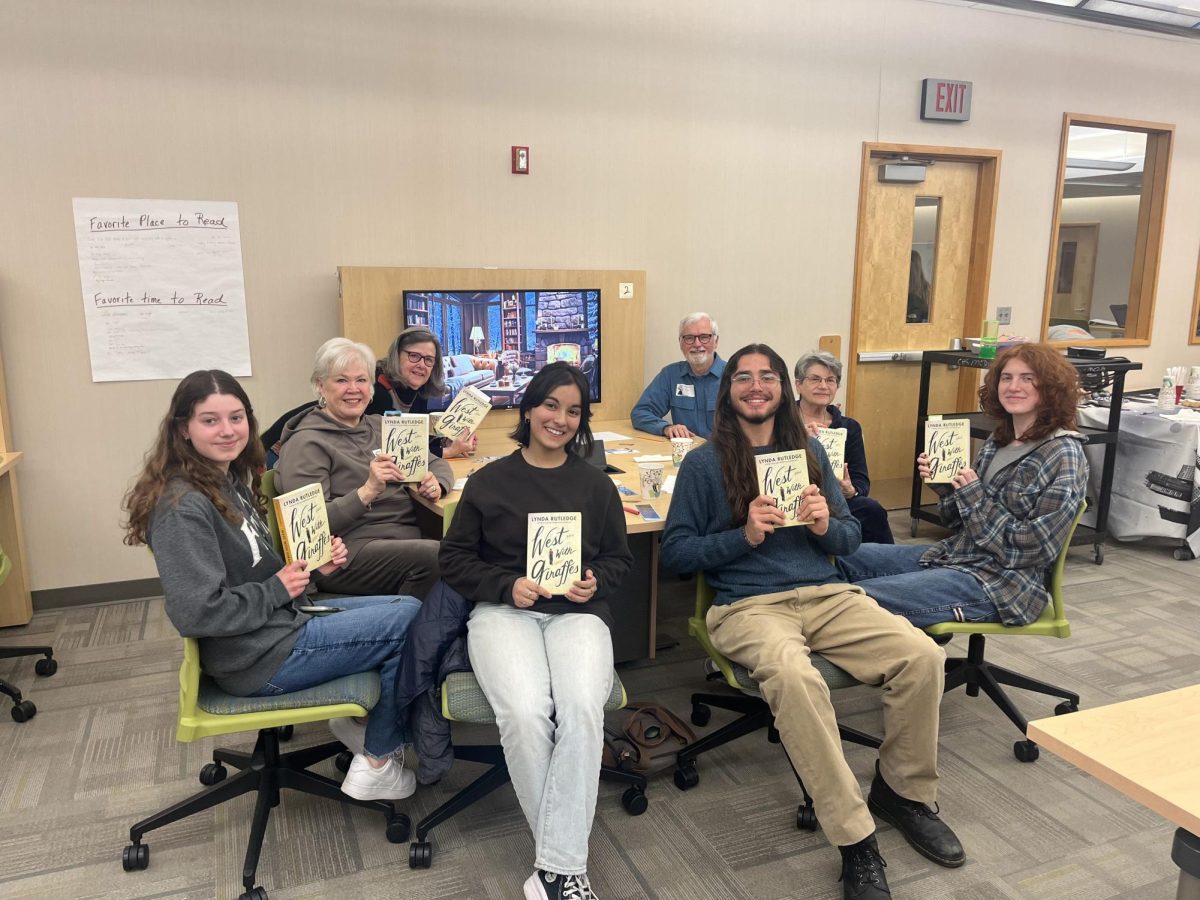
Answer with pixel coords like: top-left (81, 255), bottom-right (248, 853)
top-left (925, 502), bottom-right (1087, 762)
top-left (673, 575), bottom-right (881, 831)
top-left (406, 500), bottom-right (648, 869)
top-left (123, 639), bottom-right (409, 900)
top-left (0, 541), bottom-right (57, 723)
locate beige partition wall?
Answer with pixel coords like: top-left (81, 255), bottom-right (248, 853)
top-left (338, 267), bottom-right (646, 432)
top-left (0, 347), bottom-right (32, 626)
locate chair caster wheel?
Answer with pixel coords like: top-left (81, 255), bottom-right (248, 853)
top-left (409, 840), bottom-right (433, 869)
top-left (1093, 545), bottom-right (1104, 565)
top-left (673, 764), bottom-right (699, 791)
top-left (622, 786), bottom-right (649, 815)
top-left (277, 725), bottom-right (294, 742)
top-left (122, 842), bottom-right (150, 871)
top-left (1014, 740), bottom-right (1039, 762)
top-left (386, 814), bottom-right (411, 843)
top-left (690, 703), bottom-right (711, 727)
top-left (335, 750), bottom-right (353, 774)
top-left (239, 887), bottom-right (268, 900)
top-left (199, 762), bottom-right (227, 786)
top-left (1173, 546), bottom-right (1194, 561)
top-left (796, 805), bottom-right (818, 832)
top-left (1055, 700), bottom-right (1079, 715)
top-left (11, 699), bottom-right (35, 723)
top-left (34, 657), bottom-right (57, 676)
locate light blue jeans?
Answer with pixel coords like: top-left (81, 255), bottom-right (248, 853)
top-left (251, 595), bottom-right (421, 758)
top-left (467, 603), bottom-right (613, 876)
top-left (836, 543), bottom-right (1000, 627)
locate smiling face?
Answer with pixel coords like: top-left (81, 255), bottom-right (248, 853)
top-left (729, 352), bottom-right (782, 425)
top-left (318, 364), bottom-right (372, 427)
top-left (183, 392), bottom-right (249, 471)
top-left (998, 357), bottom-right (1041, 420)
top-left (396, 340), bottom-right (437, 390)
top-left (794, 363), bottom-right (839, 408)
top-left (527, 382), bottom-right (583, 456)
top-left (679, 318), bottom-right (719, 374)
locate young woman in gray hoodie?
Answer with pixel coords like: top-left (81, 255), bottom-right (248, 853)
top-left (123, 370), bottom-right (422, 802)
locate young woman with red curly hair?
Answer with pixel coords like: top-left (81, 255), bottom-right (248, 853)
top-left (836, 343), bottom-right (1088, 627)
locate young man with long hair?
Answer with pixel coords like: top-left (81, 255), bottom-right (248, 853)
top-left (661, 344), bottom-right (964, 900)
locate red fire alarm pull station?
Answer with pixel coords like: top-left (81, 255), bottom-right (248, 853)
top-left (512, 146), bottom-right (529, 174)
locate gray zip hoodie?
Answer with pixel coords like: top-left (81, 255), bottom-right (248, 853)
top-left (149, 477), bottom-right (307, 696)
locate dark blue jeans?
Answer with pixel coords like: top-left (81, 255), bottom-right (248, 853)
top-left (836, 544), bottom-right (1000, 627)
top-left (252, 596), bottom-right (421, 757)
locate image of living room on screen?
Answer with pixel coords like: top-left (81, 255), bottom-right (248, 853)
top-left (402, 289), bottom-right (601, 410)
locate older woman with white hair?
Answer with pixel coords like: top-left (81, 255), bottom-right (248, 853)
top-left (276, 337), bottom-right (454, 598)
top-left (793, 350), bottom-right (895, 544)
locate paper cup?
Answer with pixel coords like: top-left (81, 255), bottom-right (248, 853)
top-left (638, 462), bottom-right (665, 500)
top-left (670, 436), bottom-right (694, 466)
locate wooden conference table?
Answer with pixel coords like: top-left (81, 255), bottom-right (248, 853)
top-left (409, 419), bottom-right (683, 663)
top-left (1028, 685), bottom-right (1200, 899)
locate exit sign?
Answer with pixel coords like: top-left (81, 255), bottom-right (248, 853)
top-left (921, 78), bottom-right (972, 122)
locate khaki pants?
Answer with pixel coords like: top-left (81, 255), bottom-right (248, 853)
top-left (706, 584), bottom-right (945, 847)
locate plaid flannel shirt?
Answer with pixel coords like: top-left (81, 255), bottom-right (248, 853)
top-left (921, 430), bottom-right (1088, 625)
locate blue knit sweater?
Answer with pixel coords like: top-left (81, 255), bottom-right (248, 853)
top-left (660, 440), bottom-right (861, 606)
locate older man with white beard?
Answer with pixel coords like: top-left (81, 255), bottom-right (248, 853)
top-left (631, 312), bottom-right (725, 438)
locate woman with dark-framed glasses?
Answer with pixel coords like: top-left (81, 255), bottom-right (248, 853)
top-left (366, 325), bottom-right (477, 458)
top-left (793, 351), bottom-right (894, 544)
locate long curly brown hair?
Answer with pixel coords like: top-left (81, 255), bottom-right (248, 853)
top-left (713, 343), bottom-right (824, 526)
top-left (122, 370), bottom-right (266, 546)
top-left (979, 343), bottom-right (1080, 446)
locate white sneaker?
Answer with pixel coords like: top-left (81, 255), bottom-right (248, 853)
top-left (328, 716), bottom-right (367, 755)
top-left (340, 754), bottom-right (416, 801)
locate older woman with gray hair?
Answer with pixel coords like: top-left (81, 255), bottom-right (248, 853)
top-left (365, 326), bottom-right (477, 458)
top-left (793, 350), bottom-right (894, 544)
top-left (276, 337), bottom-right (454, 598)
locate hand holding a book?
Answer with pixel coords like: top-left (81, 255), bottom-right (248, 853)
top-left (276, 560), bottom-right (311, 599)
top-left (837, 465), bottom-right (856, 498)
top-left (803, 421), bottom-right (822, 439)
top-left (359, 453), bottom-right (404, 504)
top-left (949, 468), bottom-right (979, 490)
top-left (797, 484), bottom-right (830, 536)
top-left (745, 495), bottom-right (787, 546)
top-left (443, 431), bottom-right (478, 459)
top-left (314, 536), bottom-right (349, 576)
top-left (564, 569), bottom-right (598, 604)
top-left (511, 575), bottom-right (552, 609)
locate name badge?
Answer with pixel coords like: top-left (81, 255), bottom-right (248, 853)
top-left (675, 383), bottom-right (695, 398)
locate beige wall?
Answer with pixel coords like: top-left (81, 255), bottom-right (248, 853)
top-left (1, 0), bottom-right (1199, 595)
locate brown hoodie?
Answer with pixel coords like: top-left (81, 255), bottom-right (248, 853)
top-left (275, 407), bottom-right (453, 564)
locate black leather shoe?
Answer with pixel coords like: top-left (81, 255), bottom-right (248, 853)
top-left (839, 835), bottom-right (891, 899)
top-left (867, 762), bottom-right (965, 868)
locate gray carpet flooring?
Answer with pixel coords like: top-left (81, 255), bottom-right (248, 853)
top-left (0, 518), bottom-right (1193, 899)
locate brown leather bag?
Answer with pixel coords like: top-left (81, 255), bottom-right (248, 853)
top-left (602, 703), bottom-right (697, 775)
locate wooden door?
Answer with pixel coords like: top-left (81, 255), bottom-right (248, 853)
top-left (848, 146), bottom-right (1000, 509)
top-left (1050, 224), bottom-right (1099, 325)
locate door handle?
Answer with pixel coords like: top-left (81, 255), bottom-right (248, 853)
top-left (857, 350), bottom-right (924, 363)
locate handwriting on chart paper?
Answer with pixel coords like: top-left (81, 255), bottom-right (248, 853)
top-left (73, 198), bottom-right (252, 382)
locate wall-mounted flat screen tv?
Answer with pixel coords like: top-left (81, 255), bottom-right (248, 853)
top-left (402, 289), bottom-right (601, 411)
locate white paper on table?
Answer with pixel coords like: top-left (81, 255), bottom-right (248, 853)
top-left (1161, 409), bottom-right (1200, 423)
top-left (633, 454), bottom-right (673, 463)
top-left (452, 477), bottom-right (469, 491)
top-left (73, 198), bottom-right (250, 382)
top-left (661, 475), bottom-right (677, 494)
top-left (592, 431), bottom-right (634, 443)
top-left (607, 447), bottom-right (636, 454)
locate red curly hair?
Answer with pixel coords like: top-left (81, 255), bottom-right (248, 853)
top-left (979, 343), bottom-right (1080, 446)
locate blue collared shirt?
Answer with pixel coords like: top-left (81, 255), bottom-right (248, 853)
top-left (631, 356), bottom-right (726, 437)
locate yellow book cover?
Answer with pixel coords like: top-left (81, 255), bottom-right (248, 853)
top-left (755, 449), bottom-right (813, 526)
top-left (381, 413), bottom-right (429, 483)
top-left (434, 385), bottom-right (491, 439)
top-left (527, 512), bottom-right (582, 593)
top-left (924, 416), bottom-right (971, 483)
top-left (271, 482), bottom-right (334, 569)
top-left (816, 427), bottom-right (847, 474)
